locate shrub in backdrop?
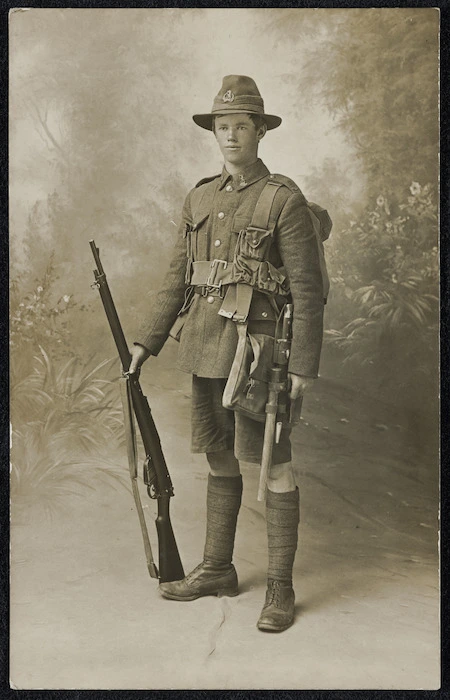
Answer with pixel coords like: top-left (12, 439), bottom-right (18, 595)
top-left (325, 182), bottom-right (438, 401)
top-left (10, 253), bottom-right (83, 371)
top-left (11, 348), bottom-right (127, 515)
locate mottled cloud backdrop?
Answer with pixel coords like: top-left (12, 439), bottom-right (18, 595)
top-left (10, 6), bottom-right (439, 492)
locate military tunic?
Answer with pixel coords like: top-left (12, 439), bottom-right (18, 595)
top-left (136, 158), bottom-right (324, 378)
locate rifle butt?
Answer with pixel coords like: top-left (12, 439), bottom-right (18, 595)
top-left (155, 497), bottom-right (185, 583)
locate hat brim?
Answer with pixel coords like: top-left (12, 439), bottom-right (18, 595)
top-left (193, 111), bottom-right (282, 131)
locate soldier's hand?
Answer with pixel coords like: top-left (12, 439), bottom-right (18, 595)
top-left (128, 344), bottom-right (151, 375)
top-left (288, 373), bottom-right (314, 399)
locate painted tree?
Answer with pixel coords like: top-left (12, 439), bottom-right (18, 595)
top-left (10, 9), bottom-right (207, 358)
top-left (268, 9), bottom-right (439, 406)
top-left (268, 8), bottom-right (439, 200)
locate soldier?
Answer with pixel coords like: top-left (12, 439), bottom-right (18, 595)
top-left (129, 75), bottom-right (325, 632)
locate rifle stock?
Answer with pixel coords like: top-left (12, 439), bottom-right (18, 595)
top-left (90, 239), bottom-right (184, 583)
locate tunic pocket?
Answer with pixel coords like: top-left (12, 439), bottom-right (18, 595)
top-left (192, 212), bottom-right (210, 260)
top-left (185, 213), bottom-right (210, 282)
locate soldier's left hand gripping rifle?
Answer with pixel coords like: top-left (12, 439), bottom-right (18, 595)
top-left (90, 240), bottom-right (184, 584)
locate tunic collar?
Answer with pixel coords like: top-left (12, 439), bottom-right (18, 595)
top-left (219, 158), bottom-right (270, 191)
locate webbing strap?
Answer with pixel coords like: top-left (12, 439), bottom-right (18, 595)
top-left (250, 180), bottom-right (283, 231)
top-left (221, 322), bottom-right (248, 409)
top-left (218, 283), bottom-right (253, 323)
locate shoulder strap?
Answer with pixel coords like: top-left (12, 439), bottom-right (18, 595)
top-left (250, 174), bottom-right (307, 233)
top-left (269, 173), bottom-right (302, 194)
top-left (195, 174), bottom-right (220, 188)
top-left (249, 180), bottom-right (284, 231)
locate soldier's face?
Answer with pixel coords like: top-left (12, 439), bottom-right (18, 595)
top-left (214, 113), bottom-right (264, 172)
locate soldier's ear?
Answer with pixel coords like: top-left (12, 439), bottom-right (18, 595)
top-left (257, 123), bottom-right (267, 141)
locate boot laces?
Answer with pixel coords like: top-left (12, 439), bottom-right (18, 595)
top-left (267, 579), bottom-right (281, 606)
top-left (185, 562), bottom-right (204, 583)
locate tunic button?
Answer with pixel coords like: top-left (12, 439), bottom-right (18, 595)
top-left (214, 239), bottom-right (221, 247)
top-left (218, 212), bottom-right (225, 219)
top-left (262, 311), bottom-right (268, 318)
top-left (225, 185), bottom-right (233, 192)
top-left (207, 295), bottom-right (215, 304)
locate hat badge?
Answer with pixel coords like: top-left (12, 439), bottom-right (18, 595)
top-left (223, 90), bottom-right (235, 103)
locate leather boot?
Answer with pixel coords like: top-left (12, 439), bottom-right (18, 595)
top-left (257, 487), bottom-right (299, 632)
top-left (159, 473), bottom-right (242, 601)
top-left (257, 579), bottom-right (295, 632)
top-left (157, 559), bottom-right (238, 601)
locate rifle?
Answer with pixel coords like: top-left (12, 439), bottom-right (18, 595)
top-left (257, 303), bottom-right (301, 501)
top-left (90, 239), bottom-right (184, 583)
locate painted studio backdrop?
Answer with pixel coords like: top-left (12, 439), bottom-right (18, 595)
top-left (10, 8), bottom-right (439, 690)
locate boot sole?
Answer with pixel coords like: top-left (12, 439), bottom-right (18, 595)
top-left (257, 619), bottom-right (294, 632)
top-left (159, 587), bottom-right (239, 601)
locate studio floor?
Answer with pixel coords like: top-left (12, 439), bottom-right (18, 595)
top-left (10, 352), bottom-right (439, 690)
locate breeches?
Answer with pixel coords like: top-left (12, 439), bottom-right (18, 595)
top-left (191, 375), bottom-right (292, 465)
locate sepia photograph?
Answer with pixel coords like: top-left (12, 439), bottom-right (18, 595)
top-left (9, 7), bottom-right (439, 690)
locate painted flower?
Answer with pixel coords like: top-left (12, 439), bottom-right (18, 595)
top-left (63, 295), bottom-right (71, 303)
top-left (410, 182), bottom-right (421, 196)
top-left (376, 195), bottom-right (385, 208)
top-left (36, 286), bottom-right (43, 293)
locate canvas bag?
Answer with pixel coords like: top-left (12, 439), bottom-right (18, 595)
top-left (222, 323), bottom-right (276, 422)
